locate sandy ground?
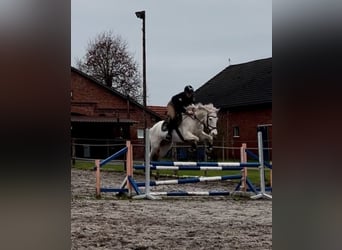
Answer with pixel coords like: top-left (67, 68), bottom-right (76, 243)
top-left (71, 168), bottom-right (272, 249)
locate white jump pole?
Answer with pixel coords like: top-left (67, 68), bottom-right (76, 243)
top-left (251, 131), bottom-right (272, 199)
top-left (133, 128), bottom-right (160, 200)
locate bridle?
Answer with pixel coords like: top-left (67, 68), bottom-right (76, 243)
top-left (191, 110), bottom-right (217, 134)
top-left (204, 112), bottom-right (218, 133)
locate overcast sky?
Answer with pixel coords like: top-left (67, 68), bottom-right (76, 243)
top-left (71, 0), bottom-right (272, 106)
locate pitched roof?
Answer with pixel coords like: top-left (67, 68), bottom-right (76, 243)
top-left (195, 58), bottom-right (272, 109)
top-left (71, 67), bottom-right (163, 119)
top-left (147, 106), bottom-right (167, 119)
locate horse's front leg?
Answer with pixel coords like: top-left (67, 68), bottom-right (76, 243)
top-left (199, 131), bottom-right (214, 153)
top-left (183, 132), bottom-right (199, 152)
top-left (188, 140), bottom-right (198, 152)
top-left (183, 132), bottom-right (200, 143)
top-left (199, 131), bottom-right (213, 144)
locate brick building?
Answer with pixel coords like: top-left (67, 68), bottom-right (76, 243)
top-left (71, 67), bottom-right (163, 159)
top-left (195, 58), bottom-right (272, 161)
top-left (71, 58), bottom-right (272, 161)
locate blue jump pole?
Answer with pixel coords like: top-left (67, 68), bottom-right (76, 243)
top-left (100, 147), bottom-right (128, 167)
top-left (135, 174), bottom-right (242, 187)
top-left (133, 165), bottom-right (245, 171)
top-left (149, 161), bottom-right (259, 167)
top-left (149, 191), bottom-right (230, 196)
top-left (245, 149), bottom-right (272, 169)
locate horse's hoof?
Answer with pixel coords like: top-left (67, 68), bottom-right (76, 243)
top-left (189, 147), bottom-right (196, 153)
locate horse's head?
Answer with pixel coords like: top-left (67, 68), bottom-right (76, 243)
top-left (206, 105), bottom-right (219, 137)
top-left (196, 103), bottom-right (219, 137)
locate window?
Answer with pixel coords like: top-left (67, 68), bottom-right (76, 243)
top-left (83, 145), bottom-right (90, 157)
top-left (137, 129), bottom-right (144, 139)
top-left (233, 126), bottom-right (240, 137)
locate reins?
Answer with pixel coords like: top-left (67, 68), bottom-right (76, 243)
top-left (186, 108), bottom-right (217, 133)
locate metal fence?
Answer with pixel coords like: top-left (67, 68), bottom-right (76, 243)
top-left (71, 138), bottom-right (272, 163)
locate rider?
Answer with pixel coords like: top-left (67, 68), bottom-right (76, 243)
top-left (164, 85), bottom-right (195, 141)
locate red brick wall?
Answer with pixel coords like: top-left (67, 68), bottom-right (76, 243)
top-left (71, 71), bottom-right (161, 142)
top-left (215, 105), bottom-right (272, 160)
top-left (71, 72), bottom-right (130, 115)
top-left (229, 107), bottom-right (272, 147)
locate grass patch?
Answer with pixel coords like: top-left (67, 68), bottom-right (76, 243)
top-left (72, 160), bottom-right (124, 172)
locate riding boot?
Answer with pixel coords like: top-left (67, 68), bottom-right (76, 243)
top-left (165, 119), bottom-right (173, 141)
top-left (162, 116), bottom-right (172, 131)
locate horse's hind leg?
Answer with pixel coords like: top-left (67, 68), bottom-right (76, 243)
top-left (151, 152), bottom-right (159, 162)
top-left (159, 143), bottom-right (172, 160)
top-left (150, 147), bottom-right (160, 161)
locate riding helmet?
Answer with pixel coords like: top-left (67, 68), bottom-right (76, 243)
top-left (184, 85), bottom-right (194, 93)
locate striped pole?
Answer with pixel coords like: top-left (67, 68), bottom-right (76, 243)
top-left (149, 161), bottom-right (259, 167)
top-left (136, 174), bottom-right (242, 187)
top-left (99, 146), bottom-right (128, 167)
top-left (133, 165), bottom-right (245, 171)
top-left (131, 128), bottom-right (272, 199)
top-left (150, 191), bottom-right (230, 196)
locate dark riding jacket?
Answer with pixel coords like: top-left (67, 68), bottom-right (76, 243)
top-left (170, 92), bottom-right (195, 115)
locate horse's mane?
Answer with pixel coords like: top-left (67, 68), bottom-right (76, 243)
top-left (186, 103), bottom-right (219, 113)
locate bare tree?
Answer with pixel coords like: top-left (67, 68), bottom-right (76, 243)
top-left (76, 31), bottom-right (142, 103)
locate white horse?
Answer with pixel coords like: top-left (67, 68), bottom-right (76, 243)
top-left (149, 103), bottom-right (219, 161)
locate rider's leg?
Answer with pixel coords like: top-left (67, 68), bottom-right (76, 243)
top-left (165, 103), bottom-right (175, 141)
top-left (166, 116), bottom-right (176, 141)
top-left (162, 115), bottom-right (171, 131)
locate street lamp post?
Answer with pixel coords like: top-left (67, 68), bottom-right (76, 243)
top-left (135, 10), bottom-right (146, 125)
top-left (135, 10), bottom-right (147, 158)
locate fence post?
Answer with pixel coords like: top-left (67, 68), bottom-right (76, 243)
top-left (134, 129), bottom-right (160, 200)
top-left (251, 131), bottom-right (272, 199)
top-left (240, 143), bottom-right (247, 192)
top-left (95, 159), bottom-right (101, 198)
top-left (126, 141), bottom-right (133, 196)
